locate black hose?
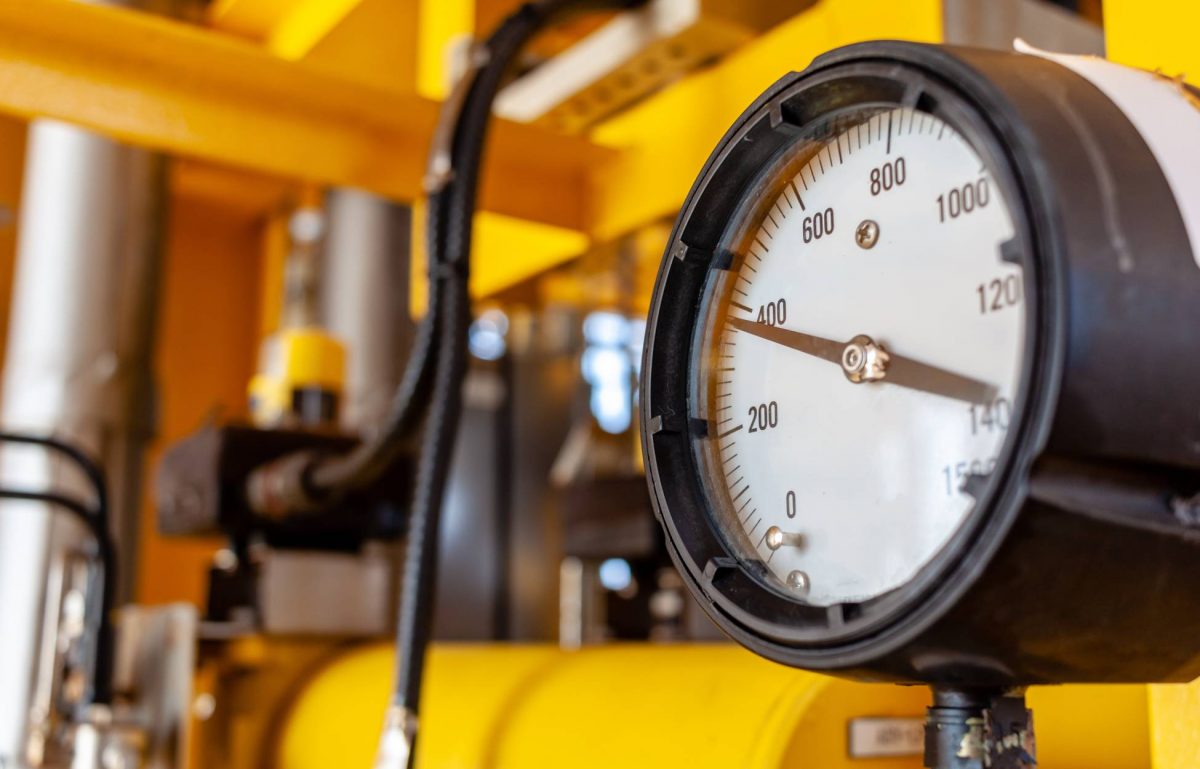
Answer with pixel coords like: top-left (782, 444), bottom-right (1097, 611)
top-left (385, 5), bottom-right (649, 765)
top-left (0, 488), bottom-right (115, 706)
top-left (0, 432), bottom-right (114, 705)
top-left (0, 489), bottom-right (105, 550)
top-left (246, 0), bottom-right (647, 517)
top-left (0, 433), bottom-right (109, 515)
top-left (307, 281), bottom-right (444, 493)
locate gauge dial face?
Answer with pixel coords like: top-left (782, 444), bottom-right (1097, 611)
top-left (695, 106), bottom-right (1025, 607)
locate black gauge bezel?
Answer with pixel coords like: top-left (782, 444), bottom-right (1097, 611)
top-left (641, 42), bottom-right (1064, 672)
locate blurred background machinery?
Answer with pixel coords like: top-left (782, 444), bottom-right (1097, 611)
top-left (0, 1), bottom-right (1196, 768)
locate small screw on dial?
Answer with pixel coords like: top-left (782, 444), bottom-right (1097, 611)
top-left (855, 219), bottom-right (879, 249)
top-left (786, 570), bottom-right (811, 595)
top-left (766, 526), bottom-right (807, 551)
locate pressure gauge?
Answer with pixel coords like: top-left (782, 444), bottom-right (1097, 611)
top-left (703, 104), bottom-right (1023, 610)
top-left (641, 41), bottom-right (1200, 685)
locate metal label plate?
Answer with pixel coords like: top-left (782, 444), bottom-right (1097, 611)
top-left (848, 717), bottom-right (925, 758)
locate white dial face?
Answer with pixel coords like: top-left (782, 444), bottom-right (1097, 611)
top-left (697, 107), bottom-right (1025, 607)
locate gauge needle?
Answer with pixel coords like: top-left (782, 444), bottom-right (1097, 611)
top-left (726, 317), bottom-right (998, 404)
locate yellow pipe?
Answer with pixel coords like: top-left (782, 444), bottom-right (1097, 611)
top-left (1147, 682), bottom-right (1200, 769)
top-left (278, 644), bottom-right (1150, 769)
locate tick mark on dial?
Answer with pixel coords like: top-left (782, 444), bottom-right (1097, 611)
top-left (788, 180), bottom-right (806, 210)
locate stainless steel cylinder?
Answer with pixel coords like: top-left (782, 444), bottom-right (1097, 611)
top-left (319, 188), bottom-right (412, 431)
top-left (0, 114), bottom-right (164, 766)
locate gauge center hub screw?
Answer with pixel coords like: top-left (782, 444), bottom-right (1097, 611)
top-left (841, 334), bottom-right (890, 383)
top-left (855, 219), bottom-right (880, 249)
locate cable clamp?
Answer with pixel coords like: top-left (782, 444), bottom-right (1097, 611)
top-left (373, 705), bottom-right (418, 769)
top-left (424, 43), bottom-right (493, 196)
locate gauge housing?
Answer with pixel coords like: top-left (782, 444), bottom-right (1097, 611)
top-left (641, 41), bottom-right (1200, 685)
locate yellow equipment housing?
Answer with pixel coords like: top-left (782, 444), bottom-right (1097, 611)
top-left (278, 644), bottom-right (1151, 769)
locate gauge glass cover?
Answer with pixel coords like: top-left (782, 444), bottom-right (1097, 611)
top-left (693, 106), bottom-right (1025, 607)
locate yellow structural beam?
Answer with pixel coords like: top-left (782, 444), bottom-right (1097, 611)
top-left (209, 0), bottom-right (420, 94)
top-left (275, 0), bottom-right (370, 60)
top-left (417, 0), bottom-right (476, 100)
top-left (0, 0), bottom-right (609, 232)
top-left (587, 0), bottom-right (943, 240)
top-left (286, 0), bottom-right (419, 93)
top-left (208, 0), bottom-right (296, 39)
top-left (0, 0), bottom-right (943, 297)
top-left (1104, 0), bottom-right (1200, 79)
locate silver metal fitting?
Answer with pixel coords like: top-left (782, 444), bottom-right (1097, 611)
top-left (841, 334), bottom-right (890, 384)
top-left (245, 451), bottom-right (323, 518)
top-left (785, 570), bottom-right (811, 595)
top-left (423, 43), bottom-right (493, 196)
top-left (373, 704), bottom-right (419, 769)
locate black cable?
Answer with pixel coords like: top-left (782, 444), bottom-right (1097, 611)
top-left (0, 489), bottom-right (116, 706)
top-left (0, 489), bottom-right (102, 544)
top-left (0, 432), bottom-right (109, 523)
top-left (376, 3), bottom-right (648, 766)
top-left (237, 1), bottom-right (646, 763)
top-left (0, 432), bottom-right (115, 706)
top-left (246, 1), bottom-right (647, 518)
top-left (307, 282), bottom-right (444, 492)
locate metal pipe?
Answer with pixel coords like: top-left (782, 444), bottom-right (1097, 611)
top-left (0, 109), bottom-right (165, 764)
top-left (317, 189), bottom-right (412, 635)
top-left (319, 189), bottom-right (412, 432)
